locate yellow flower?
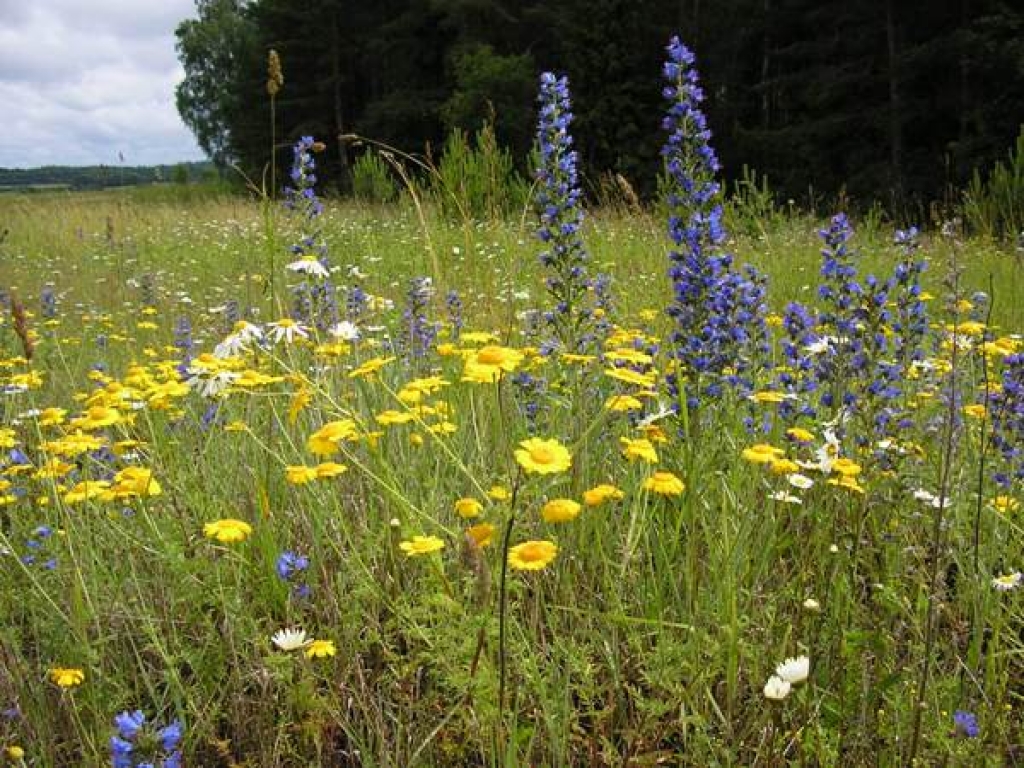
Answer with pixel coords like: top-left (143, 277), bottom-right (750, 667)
top-left (286, 465), bottom-right (319, 485)
top-left (6, 745), bottom-right (25, 759)
top-left (349, 356), bottom-right (395, 379)
top-left (109, 467), bottom-right (161, 498)
top-left (620, 436), bottom-right (658, 464)
top-left (831, 458), bottom-right (862, 477)
top-left (399, 535), bottom-right (445, 556)
top-left (514, 438), bottom-right (572, 475)
top-left (749, 390), bottom-right (787, 404)
top-left (990, 495), bottom-right (1020, 514)
top-left (315, 462), bottom-right (347, 478)
top-left (454, 497), bottom-right (484, 519)
top-left (288, 388), bottom-right (311, 423)
top-left (32, 458), bottom-right (74, 480)
top-left (462, 345), bottom-right (525, 383)
top-left (304, 639), bottom-right (337, 659)
top-left (604, 367), bottom-right (657, 388)
top-left (203, 518), bottom-right (253, 544)
top-left (541, 498), bottom-right (582, 523)
top-left (465, 522), bottom-right (496, 548)
top-left (741, 444), bottom-right (785, 464)
top-left (643, 471), bottom-right (685, 496)
top-left (307, 419), bottom-right (358, 455)
top-left (460, 331), bottom-right (498, 344)
top-left (38, 407), bottom-right (67, 426)
top-left (376, 410), bottom-right (415, 426)
top-left (604, 348), bottom-right (653, 366)
top-left (785, 427), bottom-right (815, 443)
top-left (49, 667), bottom-right (85, 688)
top-left (62, 480), bottom-right (111, 505)
top-left (963, 404), bottom-right (987, 419)
top-left (583, 483), bottom-right (625, 507)
top-left (827, 476), bottom-right (865, 494)
top-left (73, 405), bottom-right (122, 431)
top-left (769, 458), bottom-right (800, 475)
top-left (605, 394), bottom-right (643, 412)
top-left (508, 540), bottom-right (558, 571)
top-left (487, 485), bottom-right (511, 501)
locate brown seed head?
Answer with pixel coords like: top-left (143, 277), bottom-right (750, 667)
top-left (266, 49), bottom-right (284, 96)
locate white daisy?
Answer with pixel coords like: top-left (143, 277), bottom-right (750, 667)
top-left (272, 627), bottom-right (311, 651)
top-left (328, 320), bottom-right (361, 342)
top-left (775, 655), bottom-right (810, 684)
top-left (287, 258), bottom-right (331, 278)
top-left (788, 473), bottom-right (814, 490)
top-left (268, 318), bottom-right (310, 344)
top-left (763, 675), bottom-right (791, 701)
top-left (768, 490), bottom-right (803, 505)
top-left (992, 572), bottom-right (1022, 591)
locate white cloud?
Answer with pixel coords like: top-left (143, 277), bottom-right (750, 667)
top-left (0, 0), bottom-right (206, 167)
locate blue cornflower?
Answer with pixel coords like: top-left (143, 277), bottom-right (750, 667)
top-left (276, 550), bottom-right (311, 599)
top-left (276, 551), bottom-right (309, 581)
top-left (40, 284), bottom-right (57, 318)
top-left (953, 709), bottom-right (979, 738)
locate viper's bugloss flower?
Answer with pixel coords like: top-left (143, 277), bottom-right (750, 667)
top-left (813, 214), bottom-right (905, 438)
top-left (110, 709), bottom-right (183, 768)
top-left (402, 276), bottom-right (438, 358)
top-left (535, 72), bottom-right (594, 353)
top-left (284, 136), bottom-right (336, 330)
top-left (661, 36), bottom-right (766, 409)
top-left (991, 353), bottom-right (1024, 484)
top-left (891, 227), bottom-right (929, 368)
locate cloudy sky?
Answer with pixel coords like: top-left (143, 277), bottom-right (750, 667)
top-left (0, 0), bottom-right (206, 168)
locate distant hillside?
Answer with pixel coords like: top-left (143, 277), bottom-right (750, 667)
top-left (0, 161), bottom-right (215, 191)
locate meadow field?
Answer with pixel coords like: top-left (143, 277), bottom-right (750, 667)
top-left (0, 178), bottom-right (1021, 767)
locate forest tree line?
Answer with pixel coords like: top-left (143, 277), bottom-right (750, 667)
top-left (175, 0), bottom-right (1024, 211)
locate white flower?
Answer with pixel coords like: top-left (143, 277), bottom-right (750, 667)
top-left (272, 627), bottom-right (311, 651)
top-left (268, 318), bottom-right (309, 344)
top-left (234, 321), bottom-right (264, 344)
top-left (763, 675), bottom-right (791, 700)
top-left (329, 320), bottom-right (360, 342)
top-left (287, 258), bottom-right (331, 278)
top-left (214, 334), bottom-right (246, 359)
top-left (913, 489), bottom-right (950, 509)
top-left (768, 490), bottom-right (803, 505)
top-left (788, 473), bottom-right (814, 490)
top-left (802, 598), bottom-right (821, 612)
top-left (992, 572), bottom-right (1022, 591)
top-left (775, 655), bottom-right (810, 685)
top-left (186, 369), bottom-right (240, 398)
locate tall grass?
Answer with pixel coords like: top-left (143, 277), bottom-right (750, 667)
top-left (0, 190), bottom-right (1021, 765)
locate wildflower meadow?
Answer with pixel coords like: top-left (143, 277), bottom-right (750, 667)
top-left (1, 38), bottom-right (1023, 766)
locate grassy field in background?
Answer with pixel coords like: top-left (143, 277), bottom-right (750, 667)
top-left (0, 188), bottom-right (1022, 765)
